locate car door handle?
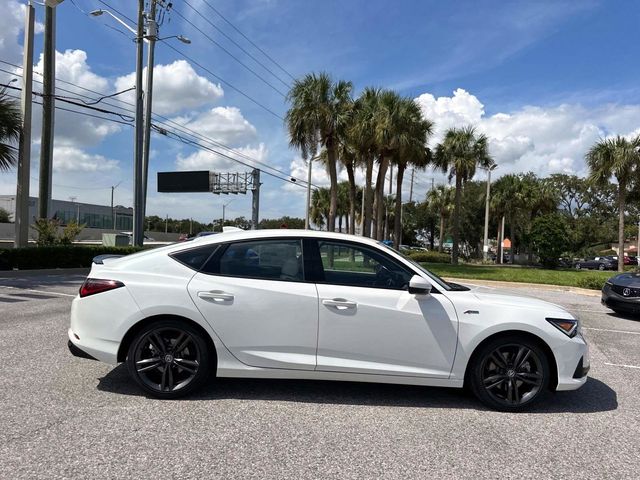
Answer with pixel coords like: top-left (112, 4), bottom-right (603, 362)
top-left (198, 290), bottom-right (234, 303)
top-left (322, 298), bottom-right (357, 310)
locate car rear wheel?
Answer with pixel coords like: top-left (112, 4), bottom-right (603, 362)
top-left (469, 335), bottom-right (550, 411)
top-left (126, 320), bottom-right (211, 399)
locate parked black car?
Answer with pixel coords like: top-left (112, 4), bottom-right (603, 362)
top-left (575, 256), bottom-right (617, 271)
top-left (602, 273), bottom-right (640, 315)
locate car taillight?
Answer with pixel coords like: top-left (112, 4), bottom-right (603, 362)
top-left (79, 278), bottom-right (125, 298)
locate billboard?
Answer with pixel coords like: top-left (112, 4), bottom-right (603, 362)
top-left (157, 171), bottom-right (210, 193)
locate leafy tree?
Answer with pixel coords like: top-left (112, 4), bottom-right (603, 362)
top-left (427, 185), bottom-right (454, 252)
top-left (391, 98), bottom-right (433, 248)
top-left (0, 207), bottom-right (10, 223)
top-left (0, 91), bottom-right (21, 171)
top-left (434, 126), bottom-right (493, 264)
top-left (586, 135), bottom-right (640, 271)
top-left (259, 216), bottom-right (305, 229)
top-left (286, 72), bottom-right (353, 232)
top-left (530, 213), bottom-right (569, 268)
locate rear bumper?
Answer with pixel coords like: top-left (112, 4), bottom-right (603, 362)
top-left (67, 339), bottom-right (98, 361)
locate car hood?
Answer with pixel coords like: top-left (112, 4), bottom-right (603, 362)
top-left (459, 289), bottom-right (571, 316)
top-left (608, 273), bottom-right (640, 287)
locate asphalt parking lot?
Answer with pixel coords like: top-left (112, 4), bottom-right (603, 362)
top-left (1, 274), bottom-right (639, 479)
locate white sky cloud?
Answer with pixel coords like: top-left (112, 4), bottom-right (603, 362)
top-left (53, 146), bottom-right (120, 172)
top-left (415, 88), bottom-right (640, 179)
top-left (115, 60), bottom-right (224, 116)
top-left (171, 106), bottom-right (257, 146)
top-left (176, 143), bottom-right (267, 172)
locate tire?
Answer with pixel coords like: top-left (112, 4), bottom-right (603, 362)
top-left (468, 335), bottom-right (550, 412)
top-left (575, 264), bottom-right (581, 270)
top-left (126, 319), bottom-right (212, 399)
top-left (598, 264), bottom-right (606, 271)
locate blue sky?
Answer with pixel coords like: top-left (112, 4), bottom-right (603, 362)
top-left (1, 0), bottom-right (639, 223)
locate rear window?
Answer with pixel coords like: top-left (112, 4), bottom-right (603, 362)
top-left (170, 245), bottom-right (219, 271)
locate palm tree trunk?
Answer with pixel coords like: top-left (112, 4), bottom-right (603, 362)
top-left (452, 175), bottom-right (462, 264)
top-left (326, 140), bottom-right (338, 232)
top-left (509, 214), bottom-right (515, 265)
top-left (346, 162), bottom-right (357, 235)
top-left (375, 155), bottom-right (389, 240)
top-left (618, 186), bottom-right (626, 272)
top-left (393, 165), bottom-right (405, 249)
top-left (438, 214), bottom-right (445, 253)
top-left (364, 157), bottom-right (374, 237)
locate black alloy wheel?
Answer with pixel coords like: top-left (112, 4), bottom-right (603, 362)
top-left (469, 336), bottom-right (549, 411)
top-left (598, 264), bottom-right (606, 271)
top-left (126, 320), bottom-right (211, 398)
top-left (575, 264), bottom-right (581, 270)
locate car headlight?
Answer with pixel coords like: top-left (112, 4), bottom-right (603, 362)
top-left (546, 317), bottom-right (579, 338)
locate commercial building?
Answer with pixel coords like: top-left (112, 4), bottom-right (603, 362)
top-left (0, 195), bottom-right (133, 230)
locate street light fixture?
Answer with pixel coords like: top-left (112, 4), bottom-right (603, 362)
top-left (89, 9), bottom-right (137, 35)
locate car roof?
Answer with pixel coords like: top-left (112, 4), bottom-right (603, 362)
top-left (190, 229), bottom-right (384, 248)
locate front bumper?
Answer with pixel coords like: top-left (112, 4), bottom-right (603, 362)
top-left (555, 333), bottom-right (590, 391)
top-left (601, 284), bottom-right (640, 314)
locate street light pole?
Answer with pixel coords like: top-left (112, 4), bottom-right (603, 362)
top-left (132, 0), bottom-right (145, 247)
top-left (141, 0), bottom-right (158, 223)
top-left (482, 164), bottom-right (497, 261)
top-left (15, 2), bottom-right (35, 248)
top-left (38, 2), bottom-right (60, 220)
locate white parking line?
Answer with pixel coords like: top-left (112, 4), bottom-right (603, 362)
top-left (0, 286), bottom-right (75, 297)
top-left (604, 362), bottom-right (640, 370)
top-left (583, 327), bottom-right (640, 336)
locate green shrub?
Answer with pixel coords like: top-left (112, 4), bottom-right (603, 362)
top-left (0, 245), bottom-right (146, 270)
top-left (575, 275), bottom-right (607, 290)
top-left (408, 251), bottom-right (450, 264)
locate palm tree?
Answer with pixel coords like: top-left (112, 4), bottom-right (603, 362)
top-left (310, 187), bottom-right (331, 229)
top-left (286, 73), bottom-right (353, 232)
top-left (491, 174), bottom-right (520, 264)
top-left (427, 185), bottom-right (454, 252)
top-left (435, 126), bottom-right (493, 264)
top-left (372, 90), bottom-right (409, 240)
top-left (0, 91), bottom-right (21, 171)
top-left (349, 87), bottom-right (382, 238)
top-left (391, 98), bottom-right (433, 248)
top-left (336, 141), bottom-right (359, 234)
top-left (586, 136), bottom-right (640, 272)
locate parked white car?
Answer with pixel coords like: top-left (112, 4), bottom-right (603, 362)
top-left (69, 229), bottom-right (589, 410)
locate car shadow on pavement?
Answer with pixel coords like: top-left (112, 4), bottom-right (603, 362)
top-left (97, 365), bottom-right (617, 413)
top-left (605, 312), bottom-right (640, 322)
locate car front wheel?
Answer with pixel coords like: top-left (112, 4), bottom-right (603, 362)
top-left (575, 264), bottom-right (581, 270)
top-left (126, 320), bottom-right (211, 399)
top-left (598, 264), bottom-right (606, 271)
top-left (469, 336), bottom-right (550, 411)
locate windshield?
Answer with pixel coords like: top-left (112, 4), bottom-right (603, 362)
top-left (378, 243), bottom-right (459, 291)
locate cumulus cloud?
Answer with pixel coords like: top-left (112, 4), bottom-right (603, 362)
top-left (53, 146), bottom-right (120, 172)
top-left (0, 1), bottom-right (43, 69)
top-left (415, 89), bottom-right (640, 179)
top-left (171, 107), bottom-right (257, 146)
top-left (115, 60), bottom-right (223, 116)
top-left (176, 143), bottom-right (268, 172)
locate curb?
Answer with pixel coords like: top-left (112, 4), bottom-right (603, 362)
top-left (444, 277), bottom-right (601, 297)
top-left (0, 268), bottom-right (90, 278)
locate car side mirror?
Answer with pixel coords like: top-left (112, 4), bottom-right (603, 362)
top-left (409, 275), bottom-right (432, 295)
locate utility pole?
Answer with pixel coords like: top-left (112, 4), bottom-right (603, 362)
top-left (165, 214), bottom-right (168, 233)
top-left (141, 0), bottom-right (158, 222)
top-left (251, 169), bottom-right (260, 230)
top-left (132, 0), bottom-right (145, 247)
top-left (409, 168), bottom-right (414, 203)
top-left (305, 157), bottom-right (313, 229)
top-left (110, 181), bottom-right (121, 230)
top-left (38, 3), bottom-right (58, 220)
top-left (15, 2), bottom-right (35, 248)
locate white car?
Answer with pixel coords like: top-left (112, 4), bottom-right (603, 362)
top-left (68, 229), bottom-right (589, 411)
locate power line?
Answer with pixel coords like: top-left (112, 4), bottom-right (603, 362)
top-left (200, 0), bottom-right (296, 81)
top-left (2, 81), bottom-right (311, 190)
top-left (0, 59), bottom-right (291, 179)
top-left (180, 0), bottom-right (290, 89)
top-left (171, 7), bottom-right (287, 97)
top-left (163, 43), bottom-right (284, 120)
